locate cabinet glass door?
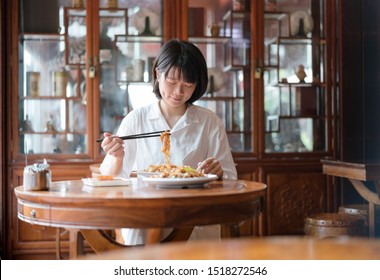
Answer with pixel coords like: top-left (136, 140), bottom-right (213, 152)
top-left (18, 0), bottom-right (88, 157)
top-left (96, 0), bottom-right (163, 151)
top-left (16, 0), bottom-right (164, 159)
top-left (263, 0), bottom-right (327, 153)
top-left (188, 0), bottom-right (252, 153)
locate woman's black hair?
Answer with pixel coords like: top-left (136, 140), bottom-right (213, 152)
top-left (152, 39), bottom-right (208, 104)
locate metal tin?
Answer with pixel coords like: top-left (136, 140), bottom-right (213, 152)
top-left (23, 164), bottom-right (51, 191)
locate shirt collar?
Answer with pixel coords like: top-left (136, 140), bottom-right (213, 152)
top-left (146, 101), bottom-right (161, 120)
top-left (184, 104), bottom-right (200, 125)
top-left (146, 100), bottom-right (200, 127)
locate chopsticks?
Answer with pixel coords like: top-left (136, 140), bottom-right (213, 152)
top-left (96, 130), bottom-right (169, 143)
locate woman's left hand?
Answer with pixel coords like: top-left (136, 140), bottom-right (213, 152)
top-left (197, 157), bottom-right (224, 179)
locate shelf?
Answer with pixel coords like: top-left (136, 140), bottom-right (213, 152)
top-left (200, 96), bottom-right (244, 101)
top-left (264, 11), bottom-right (290, 20)
top-left (19, 33), bottom-right (64, 41)
top-left (115, 35), bottom-right (162, 43)
top-left (276, 37), bottom-right (326, 45)
top-left (264, 64), bottom-right (279, 69)
top-left (65, 7), bottom-right (128, 17)
top-left (278, 116), bottom-right (327, 120)
top-left (116, 81), bottom-right (150, 85)
top-left (20, 131), bottom-right (86, 136)
top-left (189, 36), bottom-right (230, 44)
top-left (222, 10), bottom-right (250, 21)
top-left (65, 7), bottom-right (85, 17)
top-left (276, 82), bottom-right (327, 87)
top-left (223, 64), bottom-right (249, 72)
top-left (20, 96), bottom-right (82, 100)
top-left (99, 8), bottom-right (128, 17)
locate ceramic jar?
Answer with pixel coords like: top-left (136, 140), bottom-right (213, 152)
top-left (53, 71), bottom-right (68, 97)
top-left (27, 71), bottom-right (40, 97)
top-left (210, 23), bottom-right (220, 37)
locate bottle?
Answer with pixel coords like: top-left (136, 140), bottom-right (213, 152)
top-left (53, 71), bottom-right (68, 97)
top-left (140, 17), bottom-right (155, 36)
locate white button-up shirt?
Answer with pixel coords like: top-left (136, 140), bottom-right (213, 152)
top-left (101, 100), bottom-right (237, 179)
top-left (100, 100), bottom-right (237, 245)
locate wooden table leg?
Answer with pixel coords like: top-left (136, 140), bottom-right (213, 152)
top-left (68, 228), bottom-right (84, 259)
top-left (146, 228), bottom-right (162, 244)
top-left (80, 229), bottom-right (127, 253)
top-left (55, 228), bottom-right (69, 259)
top-left (375, 180), bottom-right (380, 200)
top-left (348, 179), bottom-right (380, 238)
top-left (70, 228), bottom-right (194, 256)
top-left (146, 228), bottom-right (194, 244)
top-left (221, 223), bottom-right (240, 238)
top-left (368, 202), bottom-right (376, 237)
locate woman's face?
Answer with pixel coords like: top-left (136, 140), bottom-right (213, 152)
top-left (157, 67), bottom-right (196, 108)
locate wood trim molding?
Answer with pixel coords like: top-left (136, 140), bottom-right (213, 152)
top-left (0, 0), bottom-right (5, 260)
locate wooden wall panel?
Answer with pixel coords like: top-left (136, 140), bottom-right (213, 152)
top-left (265, 172), bottom-right (325, 235)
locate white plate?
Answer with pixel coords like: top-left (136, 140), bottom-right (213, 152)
top-left (142, 174), bottom-right (218, 189)
top-left (81, 177), bottom-right (131, 187)
top-left (136, 171), bottom-right (161, 177)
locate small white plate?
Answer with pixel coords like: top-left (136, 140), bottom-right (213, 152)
top-left (81, 177), bottom-right (131, 187)
top-left (142, 174), bottom-right (218, 189)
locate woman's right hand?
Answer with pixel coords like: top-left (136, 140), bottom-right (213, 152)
top-left (101, 132), bottom-right (125, 159)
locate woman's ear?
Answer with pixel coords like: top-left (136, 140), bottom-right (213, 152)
top-left (155, 68), bottom-right (160, 78)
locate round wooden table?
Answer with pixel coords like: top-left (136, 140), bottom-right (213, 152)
top-left (82, 236), bottom-right (380, 260)
top-left (14, 178), bottom-right (266, 259)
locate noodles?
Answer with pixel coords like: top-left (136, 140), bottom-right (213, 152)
top-left (160, 130), bottom-right (171, 165)
top-left (145, 164), bottom-right (205, 178)
top-left (143, 131), bottom-right (205, 178)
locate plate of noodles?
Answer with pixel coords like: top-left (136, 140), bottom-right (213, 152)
top-left (142, 174), bottom-right (218, 188)
top-left (141, 131), bottom-right (218, 187)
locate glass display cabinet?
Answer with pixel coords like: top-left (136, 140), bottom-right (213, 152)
top-left (6, 0), bottom-right (340, 259)
top-left (263, 1), bottom-right (327, 154)
top-left (18, 34), bottom-right (85, 155)
top-left (8, 0), bottom-right (164, 259)
top-left (188, 0), bottom-right (252, 152)
top-left (15, 0), bottom-right (163, 160)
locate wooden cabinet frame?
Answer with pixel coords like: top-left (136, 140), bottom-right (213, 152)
top-left (2, 0), bottom-right (344, 259)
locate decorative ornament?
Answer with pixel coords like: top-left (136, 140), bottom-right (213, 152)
top-left (296, 65), bottom-right (307, 83)
top-left (290, 11), bottom-right (314, 37)
top-left (209, 23), bottom-right (220, 37)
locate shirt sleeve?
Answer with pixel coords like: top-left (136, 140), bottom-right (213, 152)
top-left (208, 115), bottom-right (237, 180)
top-left (99, 112), bottom-right (138, 178)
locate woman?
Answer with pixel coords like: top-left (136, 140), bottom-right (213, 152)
top-left (100, 39), bottom-right (237, 245)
